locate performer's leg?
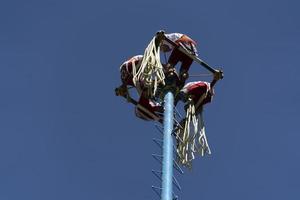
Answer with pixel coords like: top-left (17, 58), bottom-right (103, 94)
top-left (165, 48), bottom-right (181, 77)
top-left (135, 95), bottom-right (162, 121)
top-left (179, 54), bottom-right (193, 83)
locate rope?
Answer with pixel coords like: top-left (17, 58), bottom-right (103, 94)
top-left (133, 37), bottom-right (165, 97)
top-left (176, 100), bottom-right (198, 166)
top-left (189, 73), bottom-right (212, 77)
top-left (197, 111), bottom-right (211, 156)
top-left (175, 92), bottom-right (211, 168)
top-left (120, 58), bottom-right (143, 96)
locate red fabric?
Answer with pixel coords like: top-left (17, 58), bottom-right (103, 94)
top-left (120, 59), bottom-right (140, 86)
top-left (135, 96), bottom-right (162, 121)
top-left (175, 35), bottom-right (197, 45)
top-left (138, 96), bottom-right (161, 112)
top-left (184, 82), bottom-right (213, 107)
top-left (168, 48), bottom-right (193, 72)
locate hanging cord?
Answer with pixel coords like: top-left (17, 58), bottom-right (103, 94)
top-left (175, 91), bottom-right (211, 168)
top-left (189, 73), bottom-right (212, 77)
top-left (133, 37), bottom-right (165, 97)
top-left (120, 58), bottom-right (143, 96)
top-left (196, 110), bottom-right (211, 156)
top-left (175, 98), bottom-right (198, 167)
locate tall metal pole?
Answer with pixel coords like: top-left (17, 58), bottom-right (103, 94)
top-left (161, 91), bottom-right (174, 200)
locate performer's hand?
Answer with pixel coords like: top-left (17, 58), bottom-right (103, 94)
top-left (155, 30), bottom-right (165, 45)
top-left (115, 86), bottom-right (128, 97)
top-left (115, 87), bottom-right (120, 96)
top-left (213, 70), bottom-right (223, 81)
top-left (156, 30), bottom-right (165, 36)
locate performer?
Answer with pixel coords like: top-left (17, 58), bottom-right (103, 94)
top-left (160, 32), bottom-right (198, 85)
top-left (115, 55), bottom-right (163, 122)
top-left (119, 55), bottom-right (143, 87)
top-left (179, 70), bottom-right (222, 110)
top-left (175, 70), bottom-right (222, 167)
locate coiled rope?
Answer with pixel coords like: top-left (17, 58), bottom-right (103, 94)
top-left (133, 37), bottom-right (165, 97)
top-left (176, 94), bottom-right (211, 168)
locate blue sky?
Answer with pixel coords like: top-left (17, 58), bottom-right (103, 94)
top-left (0, 0), bottom-right (299, 200)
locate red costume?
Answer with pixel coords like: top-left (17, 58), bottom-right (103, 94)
top-left (119, 55), bottom-right (163, 122)
top-left (180, 81), bottom-right (213, 112)
top-left (162, 33), bottom-right (198, 81)
top-left (120, 55), bottom-right (143, 87)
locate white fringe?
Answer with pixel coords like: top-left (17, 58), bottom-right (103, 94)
top-left (133, 37), bottom-right (165, 97)
top-left (176, 97), bottom-right (211, 168)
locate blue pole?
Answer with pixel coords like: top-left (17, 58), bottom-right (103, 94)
top-left (161, 91), bottom-right (174, 200)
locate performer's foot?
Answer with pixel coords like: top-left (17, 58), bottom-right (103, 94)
top-left (166, 67), bottom-right (176, 77)
top-left (166, 68), bottom-right (180, 84)
top-left (180, 72), bottom-right (189, 80)
top-left (177, 71), bottom-right (189, 88)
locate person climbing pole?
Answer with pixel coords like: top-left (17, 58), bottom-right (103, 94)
top-left (160, 32), bottom-right (198, 86)
top-left (115, 55), bottom-right (164, 122)
top-left (174, 70), bottom-right (223, 167)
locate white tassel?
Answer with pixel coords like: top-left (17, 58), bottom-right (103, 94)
top-left (176, 95), bottom-right (211, 168)
top-left (177, 99), bottom-right (197, 167)
top-left (133, 37), bottom-right (165, 97)
top-left (196, 111), bottom-right (211, 155)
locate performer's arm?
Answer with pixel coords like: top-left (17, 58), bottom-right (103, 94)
top-left (210, 70), bottom-right (223, 88)
top-left (155, 30), bottom-right (165, 47)
top-left (115, 84), bottom-right (138, 106)
top-left (115, 84), bottom-right (127, 96)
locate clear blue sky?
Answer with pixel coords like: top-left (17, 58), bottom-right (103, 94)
top-left (0, 0), bottom-right (299, 200)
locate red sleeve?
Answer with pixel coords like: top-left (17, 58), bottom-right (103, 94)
top-left (176, 35), bottom-right (197, 45)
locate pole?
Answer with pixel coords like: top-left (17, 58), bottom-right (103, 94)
top-left (161, 91), bottom-right (174, 200)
